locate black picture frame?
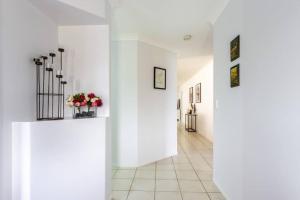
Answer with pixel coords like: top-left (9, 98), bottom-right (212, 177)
top-left (230, 35), bottom-right (240, 62)
top-left (195, 83), bottom-right (201, 103)
top-left (154, 67), bottom-right (166, 90)
top-left (189, 87), bottom-right (193, 103)
top-left (177, 99), bottom-right (181, 110)
top-left (230, 64), bottom-right (240, 88)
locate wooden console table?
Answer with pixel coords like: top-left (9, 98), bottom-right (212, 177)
top-left (185, 114), bottom-right (197, 132)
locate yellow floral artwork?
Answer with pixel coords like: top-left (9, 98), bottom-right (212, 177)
top-left (230, 64), bottom-right (240, 88)
top-left (231, 35), bottom-right (240, 61)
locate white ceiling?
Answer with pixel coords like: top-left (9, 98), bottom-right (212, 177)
top-left (111, 0), bottom-right (228, 84)
top-left (177, 56), bottom-right (213, 86)
top-left (30, 0), bottom-right (108, 25)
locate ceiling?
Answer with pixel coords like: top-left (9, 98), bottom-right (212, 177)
top-left (110, 0), bottom-right (228, 84)
top-left (177, 56), bottom-right (213, 86)
top-left (30, 0), bottom-right (108, 25)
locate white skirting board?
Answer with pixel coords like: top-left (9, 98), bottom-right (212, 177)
top-left (12, 117), bottom-right (110, 200)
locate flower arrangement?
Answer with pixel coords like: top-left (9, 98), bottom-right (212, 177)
top-left (86, 93), bottom-right (103, 111)
top-left (67, 93), bottom-right (86, 108)
top-left (67, 92), bottom-right (103, 119)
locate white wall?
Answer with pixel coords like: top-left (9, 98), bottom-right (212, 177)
top-left (213, 0), bottom-right (244, 199)
top-left (0, 1), bottom-right (4, 198)
top-left (137, 41), bottom-right (177, 165)
top-left (111, 40), bottom-right (138, 166)
top-left (0, 0), bottom-right (58, 199)
top-left (112, 40), bottom-right (177, 167)
top-left (58, 25), bottom-right (110, 117)
top-left (243, 1), bottom-right (300, 199)
top-left (0, 1), bottom-right (112, 199)
top-left (214, 0), bottom-right (300, 200)
top-left (179, 61), bottom-right (214, 142)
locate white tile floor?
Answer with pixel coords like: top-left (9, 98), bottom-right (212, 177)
top-left (111, 126), bottom-right (226, 200)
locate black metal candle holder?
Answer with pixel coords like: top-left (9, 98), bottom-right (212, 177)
top-left (34, 48), bottom-right (67, 121)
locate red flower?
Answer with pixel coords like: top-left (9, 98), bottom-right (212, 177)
top-left (80, 94), bottom-right (85, 101)
top-left (88, 93), bottom-right (96, 99)
top-left (96, 99), bottom-right (103, 107)
top-left (68, 92), bottom-right (102, 108)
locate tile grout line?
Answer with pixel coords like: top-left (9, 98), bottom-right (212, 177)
top-left (181, 128), bottom-right (213, 173)
top-left (191, 139), bottom-right (214, 168)
top-left (190, 141), bottom-right (213, 170)
top-left (125, 168), bottom-right (137, 200)
top-left (172, 154), bottom-right (184, 200)
top-left (187, 127), bottom-right (214, 168)
top-left (154, 161), bottom-right (157, 200)
top-left (112, 127), bottom-right (223, 200)
top-left (179, 138), bottom-right (213, 200)
top-left (179, 126), bottom-right (222, 200)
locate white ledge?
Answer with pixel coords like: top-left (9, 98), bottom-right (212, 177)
top-left (12, 116), bottom-right (108, 124)
top-left (12, 117), bottom-right (110, 200)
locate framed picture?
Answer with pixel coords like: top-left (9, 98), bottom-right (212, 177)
top-left (195, 83), bottom-right (201, 103)
top-left (230, 64), bottom-right (240, 88)
top-left (231, 35), bottom-right (240, 61)
top-left (154, 67), bottom-right (166, 90)
top-left (177, 99), bottom-right (181, 110)
top-left (189, 87), bottom-right (193, 103)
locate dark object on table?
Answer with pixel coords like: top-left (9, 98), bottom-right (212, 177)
top-left (33, 48), bottom-right (67, 121)
top-left (185, 114), bottom-right (197, 132)
top-left (73, 109), bottom-right (97, 119)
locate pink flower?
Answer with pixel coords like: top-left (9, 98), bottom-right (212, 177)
top-left (81, 100), bottom-right (87, 106)
top-left (91, 99), bottom-right (103, 107)
top-left (75, 102), bottom-right (80, 107)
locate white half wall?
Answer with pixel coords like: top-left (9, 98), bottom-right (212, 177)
top-left (179, 61), bottom-right (214, 142)
top-left (0, 0), bottom-right (58, 199)
top-left (58, 25), bottom-right (110, 117)
top-left (112, 40), bottom-right (177, 167)
top-left (12, 118), bottom-right (109, 200)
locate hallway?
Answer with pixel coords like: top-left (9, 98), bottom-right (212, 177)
top-left (111, 126), bottom-right (225, 200)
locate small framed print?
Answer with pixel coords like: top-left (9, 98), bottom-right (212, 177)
top-left (231, 35), bottom-right (240, 62)
top-left (189, 87), bottom-right (193, 103)
top-left (230, 64), bottom-right (240, 88)
top-left (195, 83), bottom-right (201, 103)
top-left (154, 67), bottom-right (166, 90)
